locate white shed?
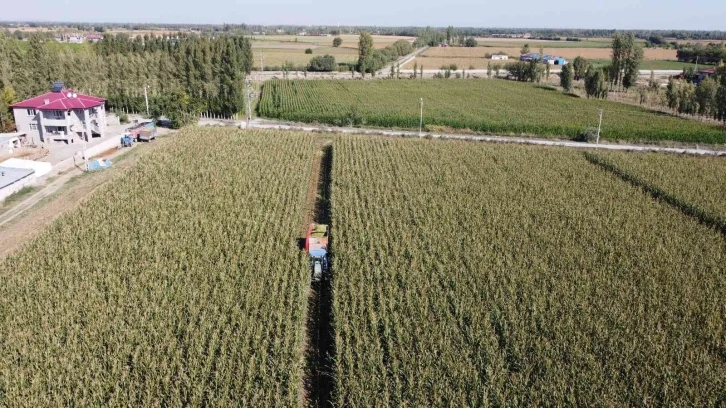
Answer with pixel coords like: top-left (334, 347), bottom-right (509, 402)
top-left (0, 133), bottom-right (23, 154)
top-left (0, 158), bottom-right (52, 178)
top-left (491, 54), bottom-right (509, 60)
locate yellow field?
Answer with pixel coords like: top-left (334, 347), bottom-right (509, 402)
top-left (421, 46), bottom-right (677, 61)
top-left (251, 34), bottom-right (414, 50)
top-left (252, 46), bottom-right (358, 69)
top-left (402, 57), bottom-right (515, 70)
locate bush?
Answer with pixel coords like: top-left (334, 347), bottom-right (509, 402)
top-left (307, 55), bottom-right (337, 72)
top-left (167, 110), bottom-right (196, 129)
top-left (305, 48), bottom-right (313, 54)
top-left (118, 112), bottom-right (129, 124)
top-left (576, 127), bottom-right (600, 142)
top-left (333, 37), bottom-right (342, 47)
top-left (464, 37), bottom-right (478, 47)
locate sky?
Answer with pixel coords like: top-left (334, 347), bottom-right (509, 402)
top-left (2, 0), bottom-right (725, 31)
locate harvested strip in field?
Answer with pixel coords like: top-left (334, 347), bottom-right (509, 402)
top-left (258, 79), bottom-right (726, 144)
top-left (331, 136), bottom-right (726, 406)
top-left (592, 150), bottom-right (726, 223)
top-left (0, 128), bottom-right (316, 406)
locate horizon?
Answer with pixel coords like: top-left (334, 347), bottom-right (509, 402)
top-left (1, 0), bottom-right (725, 32)
top-left (2, 20), bottom-right (724, 34)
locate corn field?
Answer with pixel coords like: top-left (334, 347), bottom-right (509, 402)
top-left (331, 136), bottom-right (726, 406)
top-left (595, 151), bottom-right (726, 222)
top-left (2, 128), bottom-right (726, 406)
top-left (258, 79), bottom-right (726, 144)
top-left (0, 128), bottom-right (315, 406)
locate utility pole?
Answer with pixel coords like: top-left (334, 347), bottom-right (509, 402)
top-left (244, 77), bottom-right (255, 128)
top-left (144, 86), bottom-right (150, 117)
top-left (419, 98), bottom-right (424, 137)
top-left (596, 109), bottom-right (603, 144)
top-left (261, 51), bottom-right (264, 73)
top-left (695, 55), bottom-right (699, 72)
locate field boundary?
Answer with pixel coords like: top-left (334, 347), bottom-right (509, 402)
top-left (236, 119), bottom-right (726, 157)
top-left (584, 152), bottom-right (726, 238)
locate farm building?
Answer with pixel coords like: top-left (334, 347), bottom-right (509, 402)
top-left (11, 82), bottom-right (107, 144)
top-left (0, 133), bottom-right (25, 154)
top-left (491, 54), bottom-right (509, 60)
top-left (693, 69), bottom-right (716, 85)
top-left (519, 53), bottom-right (567, 65)
top-left (85, 34), bottom-right (103, 43)
top-left (542, 55), bottom-right (567, 65)
top-left (0, 158), bottom-right (52, 201)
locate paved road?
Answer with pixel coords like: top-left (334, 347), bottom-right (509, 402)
top-left (212, 118), bottom-right (726, 157)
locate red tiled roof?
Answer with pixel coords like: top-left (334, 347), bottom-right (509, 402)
top-left (11, 90), bottom-right (105, 111)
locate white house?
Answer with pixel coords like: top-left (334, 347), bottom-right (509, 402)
top-left (491, 54), bottom-right (509, 60)
top-left (11, 84), bottom-right (107, 144)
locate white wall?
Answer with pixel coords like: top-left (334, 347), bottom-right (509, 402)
top-left (0, 173), bottom-right (39, 202)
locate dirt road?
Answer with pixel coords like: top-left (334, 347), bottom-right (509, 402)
top-left (198, 118), bottom-right (726, 157)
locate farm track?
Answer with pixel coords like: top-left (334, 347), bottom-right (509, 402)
top-left (200, 119), bottom-right (726, 157)
top-left (302, 141), bottom-right (336, 408)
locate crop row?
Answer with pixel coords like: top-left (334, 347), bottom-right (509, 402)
top-left (330, 136), bottom-right (726, 406)
top-left (258, 79), bottom-right (726, 144)
top-left (592, 150), bottom-right (726, 224)
top-left (0, 128), bottom-right (315, 406)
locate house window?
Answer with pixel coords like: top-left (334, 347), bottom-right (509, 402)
top-left (51, 110), bottom-right (65, 119)
top-left (45, 126), bottom-right (67, 134)
top-left (26, 108), bottom-right (37, 116)
top-left (29, 123), bottom-right (38, 131)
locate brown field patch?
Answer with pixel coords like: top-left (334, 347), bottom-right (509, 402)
top-left (403, 57), bottom-right (515, 70)
top-left (252, 34), bottom-right (414, 50)
top-left (253, 46), bottom-right (358, 69)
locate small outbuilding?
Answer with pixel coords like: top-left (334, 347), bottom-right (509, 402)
top-left (0, 158), bottom-right (52, 178)
top-left (0, 133), bottom-right (25, 154)
top-left (491, 54), bottom-right (509, 60)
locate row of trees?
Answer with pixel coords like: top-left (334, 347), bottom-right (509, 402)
top-left (357, 33), bottom-right (413, 77)
top-left (677, 43), bottom-right (726, 65)
top-left (665, 67), bottom-right (726, 121)
top-left (556, 34), bottom-right (643, 99)
top-left (0, 32), bottom-right (253, 128)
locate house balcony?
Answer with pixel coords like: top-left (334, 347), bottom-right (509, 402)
top-left (40, 117), bottom-right (69, 126)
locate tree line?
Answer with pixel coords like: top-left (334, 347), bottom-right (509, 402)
top-left (676, 43), bottom-right (726, 65)
top-left (0, 32), bottom-right (253, 129)
top-left (356, 33), bottom-right (413, 77)
top-left (665, 66), bottom-right (726, 122)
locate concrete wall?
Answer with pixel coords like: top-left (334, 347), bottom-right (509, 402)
top-left (76, 136), bottom-right (120, 160)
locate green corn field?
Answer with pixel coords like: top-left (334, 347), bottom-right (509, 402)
top-left (331, 136), bottom-right (726, 406)
top-left (594, 150), bottom-right (726, 223)
top-left (0, 128), bottom-right (315, 406)
top-left (1, 128), bottom-right (725, 406)
top-left (258, 79), bottom-right (726, 144)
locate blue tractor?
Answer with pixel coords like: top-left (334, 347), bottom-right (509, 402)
top-left (120, 134), bottom-right (135, 148)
